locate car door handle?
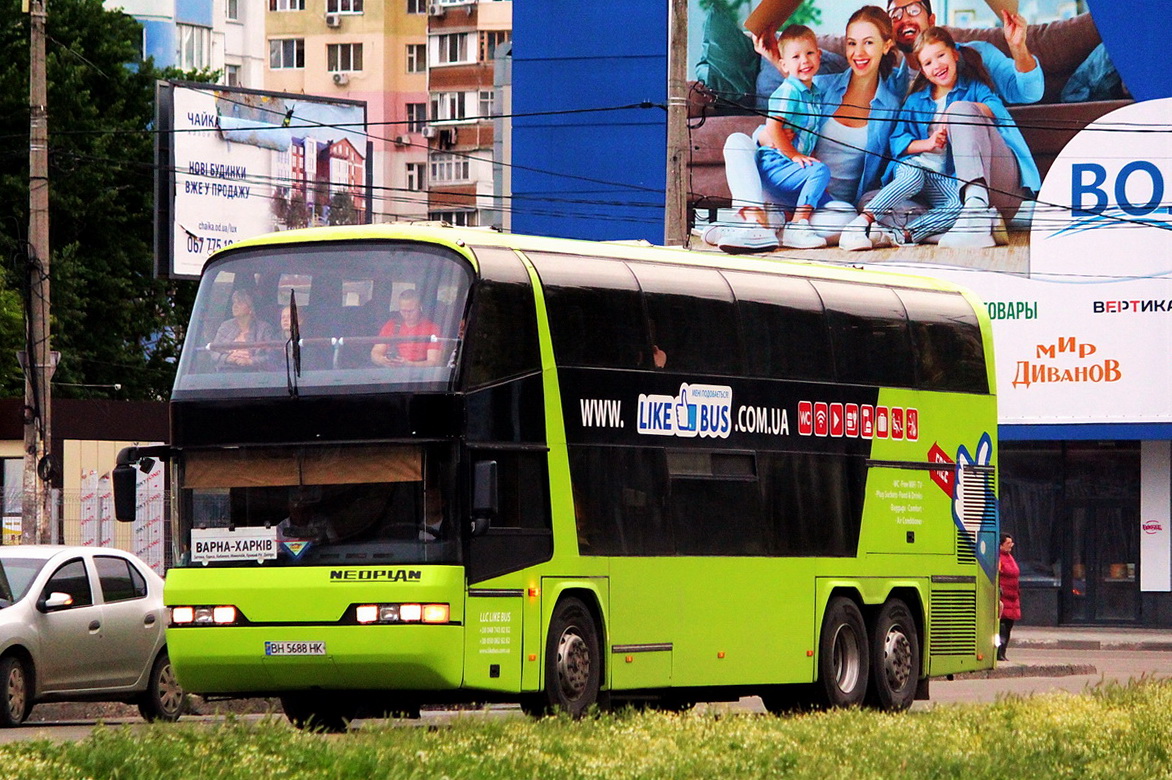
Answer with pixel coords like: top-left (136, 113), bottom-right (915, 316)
top-left (144, 614), bottom-right (157, 626)
top-left (89, 620), bottom-right (101, 631)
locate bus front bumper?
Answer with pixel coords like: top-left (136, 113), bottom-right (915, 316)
top-left (167, 624), bottom-right (465, 695)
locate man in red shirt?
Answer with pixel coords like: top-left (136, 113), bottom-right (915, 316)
top-left (370, 289), bottom-right (442, 366)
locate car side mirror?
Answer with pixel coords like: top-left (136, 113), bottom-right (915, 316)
top-left (470, 460), bottom-right (498, 537)
top-left (38, 591), bottom-right (74, 612)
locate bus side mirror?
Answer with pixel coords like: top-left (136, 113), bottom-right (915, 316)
top-left (471, 460), bottom-right (498, 537)
top-left (112, 463), bottom-right (138, 522)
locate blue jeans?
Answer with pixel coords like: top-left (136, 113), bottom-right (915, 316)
top-left (756, 147), bottom-right (831, 211)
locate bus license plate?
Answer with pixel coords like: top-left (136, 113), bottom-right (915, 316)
top-left (265, 641), bottom-right (326, 656)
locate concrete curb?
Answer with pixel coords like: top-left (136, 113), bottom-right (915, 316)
top-left (954, 663), bottom-right (1098, 680)
top-left (1016, 639), bottom-right (1172, 652)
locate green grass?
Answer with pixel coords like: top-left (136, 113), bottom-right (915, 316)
top-left (5, 680), bottom-right (1172, 779)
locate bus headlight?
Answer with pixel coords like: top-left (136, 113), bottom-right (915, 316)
top-left (171, 605), bottom-right (240, 626)
top-left (353, 603), bottom-right (450, 624)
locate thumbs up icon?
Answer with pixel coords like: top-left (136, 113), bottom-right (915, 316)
top-left (675, 387), bottom-right (697, 432)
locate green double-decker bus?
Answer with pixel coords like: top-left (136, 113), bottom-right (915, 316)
top-left (116, 224), bottom-right (998, 728)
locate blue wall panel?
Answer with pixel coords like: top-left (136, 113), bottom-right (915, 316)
top-left (512, 2), bottom-right (668, 241)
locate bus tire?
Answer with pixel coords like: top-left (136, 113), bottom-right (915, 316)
top-left (534, 597), bottom-right (601, 718)
top-left (814, 597), bottom-right (869, 708)
top-left (137, 650), bottom-right (187, 722)
top-left (280, 694), bottom-right (349, 733)
top-left (866, 599), bottom-right (920, 712)
top-left (0, 656), bottom-right (31, 727)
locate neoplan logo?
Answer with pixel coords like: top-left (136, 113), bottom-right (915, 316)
top-left (329, 569), bottom-right (422, 582)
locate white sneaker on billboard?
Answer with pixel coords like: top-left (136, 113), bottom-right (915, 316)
top-left (781, 220), bottom-right (827, 249)
top-left (838, 215), bottom-right (873, 251)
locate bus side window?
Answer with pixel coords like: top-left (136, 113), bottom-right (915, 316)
top-left (760, 452), bottom-right (866, 557)
top-left (815, 281), bottom-right (916, 389)
top-left (529, 253), bottom-right (652, 370)
top-left (723, 271), bottom-right (833, 382)
top-left (467, 449), bottom-right (552, 583)
top-left (462, 247), bottom-right (540, 388)
top-left (629, 262), bottom-right (741, 376)
top-left (895, 289), bottom-right (989, 394)
top-left (667, 451), bottom-right (765, 556)
top-left (568, 446), bottom-right (669, 556)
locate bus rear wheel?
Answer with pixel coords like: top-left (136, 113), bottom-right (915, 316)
top-left (814, 597), bottom-right (869, 708)
top-left (529, 597), bottom-right (601, 718)
top-left (866, 599), bottom-right (920, 711)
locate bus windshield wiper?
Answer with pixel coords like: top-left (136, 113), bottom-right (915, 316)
top-left (286, 290), bottom-right (302, 397)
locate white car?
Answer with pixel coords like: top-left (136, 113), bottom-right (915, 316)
top-left (0, 546), bottom-right (185, 726)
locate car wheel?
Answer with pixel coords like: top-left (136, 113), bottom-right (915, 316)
top-left (866, 599), bottom-right (920, 712)
top-left (814, 596), bottom-right (869, 708)
top-left (0, 656), bottom-right (31, 728)
top-left (138, 651), bottom-right (187, 722)
top-left (527, 597), bottom-right (602, 718)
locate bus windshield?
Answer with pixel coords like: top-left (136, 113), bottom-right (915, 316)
top-left (174, 241), bottom-right (472, 397)
top-left (176, 444), bottom-right (458, 568)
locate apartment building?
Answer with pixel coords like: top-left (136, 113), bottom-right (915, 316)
top-left (104, 0), bottom-right (266, 88)
top-left (424, 0), bottom-right (511, 226)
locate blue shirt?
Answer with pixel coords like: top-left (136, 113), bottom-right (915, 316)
top-left (893, 40), bottom-right (1044, 105)
top-left (888, 74), bottom-right (1041, 191)
top-left (767, 75), bottom-right (823, 157)
top-left (813, 69), bottom-right (904, 205)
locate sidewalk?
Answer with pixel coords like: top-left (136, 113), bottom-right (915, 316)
top-left (1012, 625), bottom-right (1172, 652)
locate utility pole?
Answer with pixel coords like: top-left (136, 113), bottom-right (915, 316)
top-left (664, 0), bottom-right (689, 246)
top-left (22, 0), bottom-right (53, 545)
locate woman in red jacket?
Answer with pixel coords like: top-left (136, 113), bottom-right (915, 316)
top-left (998, 534), bottom-right (1021, 661)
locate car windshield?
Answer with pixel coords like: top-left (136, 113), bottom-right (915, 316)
top-left (173, 241), bottom-right (473, 399)
top-left (176, 444), bottom-right (458, 568)
top-left (0, 556), bottom-right (49, 607)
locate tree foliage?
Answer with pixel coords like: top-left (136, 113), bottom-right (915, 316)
top-left (0, 0), bottom-right (198, 400)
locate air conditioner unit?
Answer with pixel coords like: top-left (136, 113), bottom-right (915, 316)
top-left (394, 135), bottom-right (411, 146)
top-left (325, 13), bottom-right (341, 27)
top-left (421, 125), bottom-right (438, 139)
top-left (332, 72), bottom-right (350, 86)
top-left (428, 3), bottom-right (445, 16)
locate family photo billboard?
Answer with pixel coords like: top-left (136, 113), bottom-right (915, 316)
top-left (685, 0), bottom-right (1171, 428)
top-left (156, 82), bottom-right (373, 279)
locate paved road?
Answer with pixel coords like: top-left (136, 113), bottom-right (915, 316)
top-left (5, 637), bottom-right (1172, 743)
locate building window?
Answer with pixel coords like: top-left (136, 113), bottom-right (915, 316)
top-left (327, 43), bottom-right (363, 72)
top-left (327, 0), bottom-right (363, 11)
top-left (429, 210), bottom-right (475, 227)
top-left (225, 64), bottom-right (241, 86)
top-left (406, 0), bottom-right (425, 13)
top-left (269, 38), bottom-right (305, 69)
top-left (406, 162), bottom-right (426, 192)
top-left (406, 103), bottom-right (427, 133)
top-left (478, 89), bottom-right (494, 120)
top-left (430, 153), bottom-right (470, 184)
top-left (177, 24), bottom-right (211, 70)
top-left (430, 32), bottom-right (473, 66)
top-left (269, 0), bottom-right (305, 10)
top-left (227, 0), bottom-right (239, 21)
top-left (430, 91), bottom-right (468, 122)
top-left (407, 44), bottom-right (426, 74)
top-left (480, 30), bottom-right (510, 61)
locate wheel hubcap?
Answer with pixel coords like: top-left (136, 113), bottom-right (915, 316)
top-left (831, 624), bottom-right (862, 692)
top-left (6, 666), bottom-right (26, 720)
top-left (158, 663), bottom-right (184, 715)
top-left (556, 628), bottom-right (590, 701)
top-left (883, 627), bottom-right (913, 690)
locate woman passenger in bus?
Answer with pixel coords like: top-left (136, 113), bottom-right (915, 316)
top-left (370, 289), bottom-right (443, 367)
top-left (213, 290), bottom-right (277, 370)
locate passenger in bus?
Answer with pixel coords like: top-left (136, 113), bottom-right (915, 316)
top-left (370, 289), bottom-right (443, 367)
top-left (213, 290), bottom-right (277, 370)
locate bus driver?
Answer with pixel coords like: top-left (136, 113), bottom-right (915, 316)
top-left (370, 289), bottom-right (443, 367)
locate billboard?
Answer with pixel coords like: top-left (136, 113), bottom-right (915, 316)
top-left (156, 82), bottom-right (373, 279)
top-left (685, 0), bottom-right (1171, 428)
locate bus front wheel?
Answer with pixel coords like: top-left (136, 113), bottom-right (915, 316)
top-left (866, 599), bottom-right (920, 711)
top-left (529, 597), bottom-right (602, 717)
top-left (815, 597), bottom-right (869, 708)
